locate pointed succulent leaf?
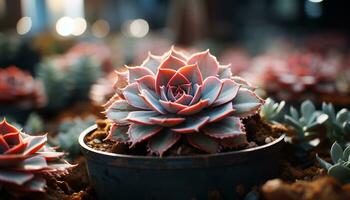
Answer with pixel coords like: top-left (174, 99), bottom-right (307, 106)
top-left (126, 111), bottom-right (160, 125)
top-left (141, 53), bottom-right (162, 74)
top-left (212, 79), bottom-right (240, 106)
top-left (21, 177), bottom-right (46, 192)
top-left (201, 76), bottom-right (222, 105)
top-left (232, 88), bottom-right (264, 117)
top-left (171, 116), bottom-right (209, 133)
top-left (159, 55), bottom-right (186, 71)
top-left (150, 116), bottom-right (185, 127)
top-left (137, 75), bottom-right (156, 92)
top-left (188, 50), bottom-right (219, 79)
top-left (123, 83), bottom-right (150, 110)
top-left (177, 64), bottom-right (203, 85)
top-left (106, 124), bottom-right (129, 142)
top-left (189, 84), bottom-right (202, 105)
top-left (0, 170), bottom-right (34, 185)
top-left (177, 99), bottom-right (209, 116)
top-left (16, 155), bottom-right (48, 171)
top-left (202, 117), bottom-right (244, 139)
top-left (127, 66), bottom-right (154, 83)
top-left (148, 130), bottom-right (181, 157)
top-left (155, 68), bottom-right (177, 94)
top-left (187, 133), bottom-right (219, 153)
top-left (159, 100), bottom-right (187, 113)
top-left (218, 64), bottom-right (232, 79)
top-left (23, 134), bottom-right (47, 156)
top-left (140, 89), bottom-right (166, 114)
top-left (231, 76), bottom-right (255, 90)
top-left (201, 102), bottom-right (235, 123)
top-left (316, 154), bottom-right (332, 170)
top-left (127, 124), bottom-right (162, 146)
top-left (168, 71), bottom-right (190, 86)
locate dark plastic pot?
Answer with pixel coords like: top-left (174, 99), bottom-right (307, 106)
top-left (79, 125), bottom-right (285, 200)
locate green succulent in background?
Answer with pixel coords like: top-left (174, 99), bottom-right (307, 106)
top-left (68, 56), bottom-right (102, 101)
top-left (36, 59), bottom-right (70, 110)
top-left (322, 102), bottom-right (350, 142)
top-left (316, 142), bottom-right (350, 183)
top-left (23, 112), bottom-right (44, 135)
top-left (284, 100), bottom-right (328, 140)
top-left (260, 98), bottom-right (285, 124)
top-left (53, 116), bottom-right (96, 158)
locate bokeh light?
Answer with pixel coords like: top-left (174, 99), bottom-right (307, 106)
top-left (16, 16), bottom-right (32, 35)
top-left (91, 19), bottom-right (110, 38)
top-left (72, 17), bottom-right (87, 36)
top-left (56, 16), bottom-right (74, 36)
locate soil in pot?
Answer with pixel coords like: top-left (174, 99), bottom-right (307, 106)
top-left (85, 114), bottom-right (287, 156)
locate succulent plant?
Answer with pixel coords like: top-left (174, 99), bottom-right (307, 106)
top-left (36, 59), bottom-right (70, 110)
top-left (260, 98), bottom-right (285, 124)
top-left (105, 47), bottom-right (264, 156)
top-left (23, 113), bottom-right (44, 135)
top-left (0, 66), bottom-right (44, 105)
top-left (316, 142), bottom-right (350, 183)
top-left (322, 102), bottom-right (350, 142)
top-left (0, 119), bottom-right (73, 193)
top-left (53, 117), bottom-right (96, 158)
top-left (284, 100), bottom-right (328, 140)
top-left (67, 56), bottom-right (102, 101)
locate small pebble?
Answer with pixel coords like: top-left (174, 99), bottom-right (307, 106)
top-left (247, 141), bottom-right (258, 148)
top-left (265, 137), bottom-right (273, 144)
top-left (93, 138), bottom-right (101, 144)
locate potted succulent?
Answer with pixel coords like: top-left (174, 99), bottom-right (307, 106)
top-left (0, 119), bottom-right (73, 197)
top-left (79, 47), bottom-right (286, 199)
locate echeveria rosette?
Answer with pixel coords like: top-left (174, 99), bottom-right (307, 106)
top-left (105, 48), bottom-right (264, 156)
top-left (0, 119), bottom-right (73, 193)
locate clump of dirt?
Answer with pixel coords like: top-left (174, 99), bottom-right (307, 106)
top-left (262, 177), bottom-right (350, 200)
top-left (85, 114), bottom-right (286, 157)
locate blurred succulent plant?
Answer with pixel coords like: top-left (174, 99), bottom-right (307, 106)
top-left (36, 59), bottom-right (70, 110)
top-left (0, 66), bottom-right (44, 106)
top-left (322, 103), bottom-right (350, 142)
top-left (105, 47), bottom-right (264, 156)
top-left (23, 113), bottom-right (44, 135)
top-left (284, 100), bottom-right (328, 140)
top-left (68, 56), bottom-right (102, 101)
top-left (0, 119), bottom-right (73, 193)
top-left (260, 98), bottom-right (285, 124)
top-left (316, 142), bottom-right (350, 183)
top-left (53, 117), bottom-right (95, 158)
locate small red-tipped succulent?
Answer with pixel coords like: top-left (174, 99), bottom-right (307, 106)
top-left (105, 47), bottom-right (264, 156)
top-left (0, 119), bottom-right (73, 193)
top-left (0, 66), bottom-right (45, 106)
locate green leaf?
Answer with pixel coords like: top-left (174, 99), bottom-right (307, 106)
top-left (301, 100), bottom-right (315, 121)
top-left (316, 154), bottom-right (332, 170)
top-left (328, 164), bottom-right (350, 183)
top-left (290, 107), bottom-right (299, 120)
top-left (331, 142), bottom-right (343, 163)
top-left (343, 145), bottom-right (350, 162)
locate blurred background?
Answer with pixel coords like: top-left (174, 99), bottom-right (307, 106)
top-left (1, 0), bottom-right (350, 136)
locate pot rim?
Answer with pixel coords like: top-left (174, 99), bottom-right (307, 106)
top-left (79, 124), bottom-right (285, 160)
